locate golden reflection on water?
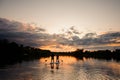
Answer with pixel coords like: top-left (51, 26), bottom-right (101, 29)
top-left (39, 56), bottom-right (120, 80)
top-left (40, 56), bottom-right (77, 64)
top-left (0, 56), bottom-right (120, 80)
top-left (40, 56), bottom-right (120, 74)
top-left (103, 60), bottom-right (120, 74)
top-left (79, 57), bottom-right (120, 75)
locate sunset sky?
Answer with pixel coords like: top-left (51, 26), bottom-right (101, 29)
top-left (0, 0), bottom-right (120, 52)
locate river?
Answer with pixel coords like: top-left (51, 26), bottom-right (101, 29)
top-left (0, 56), bottom-right (120, 80)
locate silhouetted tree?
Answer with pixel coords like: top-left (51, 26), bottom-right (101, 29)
top-left (0, 39), bottom-right (51, 66)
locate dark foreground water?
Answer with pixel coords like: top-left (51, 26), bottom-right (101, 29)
top-left (0, 56), bottom-right (120, 80)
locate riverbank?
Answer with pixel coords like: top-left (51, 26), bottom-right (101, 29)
top-left (0, 39), bottom-right (120, 67)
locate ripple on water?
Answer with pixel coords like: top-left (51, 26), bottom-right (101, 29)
top-left (0, 56), bottom-right (120, 80)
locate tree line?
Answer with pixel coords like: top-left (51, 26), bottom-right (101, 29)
top-left (53, 49), bottom-right (120, 61)
top-left (71, 49), bottom-right (120, 61)
top-left (0, 39), bottom-right (51, 66)
top-left (0, 39), bottom-right (120, 67)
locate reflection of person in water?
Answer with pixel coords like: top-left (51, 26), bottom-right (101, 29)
top-left (56, 54), bottom-right (59, 69)
top-left (51, 63), bottom-right (54, 69)
top-left (56, 63), bottom-right (59, 69)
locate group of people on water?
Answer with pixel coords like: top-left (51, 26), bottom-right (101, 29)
top-left (50, 53), bottom-right (60, 69)
top-left (51, 53), bottom-right (59, 64)
top-left (45, 53), bottom-right (62, 69)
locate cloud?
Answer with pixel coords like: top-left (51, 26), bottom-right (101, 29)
top-left (83, 33), bottom-right (97, 38)
top-left (0, 17), bottom-right (120, 51)
top-left (63, 26), bottom-right (81, 38)
top-left (0, 18), bottom-right (48, 47)
top-left (54, 32), bottom-right (120, 50)
top-left (0, 18), bottom-right (46, 33)
top-left (96, 32), bottom-right (120, 44)
top-left (69, 31), bottom-right (120, 45)
top-left (70, 26), bottom-right (81, 35)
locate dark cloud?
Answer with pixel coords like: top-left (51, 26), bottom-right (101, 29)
top-left (0, 17), bottom-right (120, 50)
top-left (0, 18), bottom-right (46, 33)
top-left (70, 26), bottom-right (81, 34)
top-left (65, 26), bottom-right (81, 36)
top-left (0, 18), bottom-right (48, 47)
top-left (83, 33), bottom-right (97, 38)
top-left (85, 46), bottom-right (120, 51)
top-left (55, 32), bottom-right (120, 47)
top-left (72, 36), bottom-right (80, 41)
top-left (97, 32), bottom-right (120, 44)
top-left (99, 32), bottom-right (120, 41)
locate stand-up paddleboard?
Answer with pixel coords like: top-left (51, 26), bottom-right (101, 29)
top-left (50, 62), bottom-right (54, 64)
top-left (55, 61), bottom-right (60, 64)
top-left (50, 62), bottom-right (60, 64)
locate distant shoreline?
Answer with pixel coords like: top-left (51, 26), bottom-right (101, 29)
top-left (0, 39), bottom-right (120, 67)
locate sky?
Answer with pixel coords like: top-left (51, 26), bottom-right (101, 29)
top-left (0, 0), bottom-right (120, 52)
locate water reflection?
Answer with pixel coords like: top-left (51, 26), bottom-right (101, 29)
top-left (0, 56), bottom-right (120, 80)
top-left (40, 56), bottom-right (77, 64)
top-left (40, 56), bottom-right (120, 80)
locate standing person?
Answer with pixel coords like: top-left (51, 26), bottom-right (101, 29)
top-left (51, 53), bottom-right (54, 64)
top-left (56, 54), bottom-right (59, 64)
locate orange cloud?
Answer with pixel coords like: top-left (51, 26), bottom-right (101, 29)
top-left (106, 43), bottom-right (120, 47)
top-left (40, 44), bottom-right (76, 52)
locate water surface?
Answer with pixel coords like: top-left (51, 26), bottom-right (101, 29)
top-left (0, 56), bottom-right (120, 80)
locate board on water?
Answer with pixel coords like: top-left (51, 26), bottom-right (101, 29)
top-left (50, 62), bottom-right (60, 64)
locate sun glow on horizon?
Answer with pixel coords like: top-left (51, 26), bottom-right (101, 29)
top-left (40, 44), bottom-right (76, 52)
